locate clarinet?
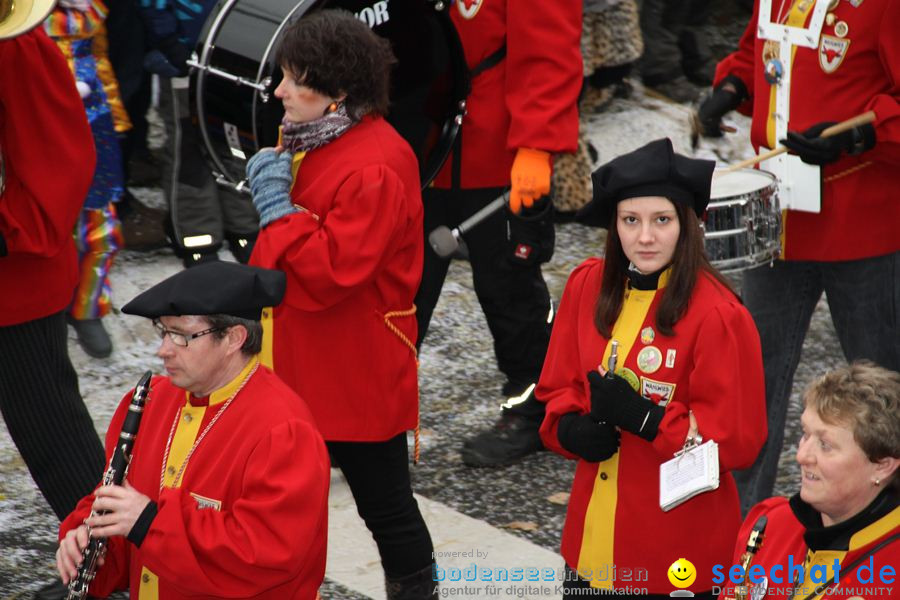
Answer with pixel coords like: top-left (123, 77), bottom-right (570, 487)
top-left (733, 515), bottom-right (768, 600)
top-left (66, 371), bottom-right (152, 600)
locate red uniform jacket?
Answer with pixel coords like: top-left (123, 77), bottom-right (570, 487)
top-left (715, 0), bottom-right (900, 261)
top-left (251, 116), bottom-right (423, 441)
top-left (537, 259), bottom-right (766, 594)
top-left (0, 29), bottom-right (96, 325)
top-left (431, 0), bottom-right (582, 189)
top-left (718, 496), bottom-right (900, 600)
top-left (59, 362), bottom-right (330, 599)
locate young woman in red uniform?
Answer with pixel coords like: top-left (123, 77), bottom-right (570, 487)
top-left (245, 10), bottom-right (435, 599)
top-left (536, 139), bottom-right (767, 598)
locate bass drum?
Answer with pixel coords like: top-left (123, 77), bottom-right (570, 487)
top-left (189, 0), bottom-right (468, 190)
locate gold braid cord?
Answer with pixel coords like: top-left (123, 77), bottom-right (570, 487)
top-left (383, 306), bottom-right (421, 463)
top-left (824, 160), bottom-right (872, 183)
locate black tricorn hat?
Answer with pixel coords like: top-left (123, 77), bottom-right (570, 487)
top-left (121, 262), bottom-right (286, 320)
top-left (576, 138), bottom-right (715, 228)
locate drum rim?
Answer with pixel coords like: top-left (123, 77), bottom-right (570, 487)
top-left (710, 167), bottom-right (778, 201)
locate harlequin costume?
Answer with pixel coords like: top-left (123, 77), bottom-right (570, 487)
top-left (718, 493), bottom-right (899, 600)
top-left (44, 0), bottom-right (130, 320)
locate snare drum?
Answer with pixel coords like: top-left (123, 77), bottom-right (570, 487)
top-left (189, 0), bottom-right (468, 189)
top-left (703, 168), bottom-right (781, 273)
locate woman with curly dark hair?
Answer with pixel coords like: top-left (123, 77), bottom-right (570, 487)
top-left (245, 10), bottom-right (435, 599)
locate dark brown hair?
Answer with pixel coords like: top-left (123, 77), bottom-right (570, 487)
top-left (594, 200), bottom-right (738, 338)
top-left (275, 10), bottom-right (396, 118)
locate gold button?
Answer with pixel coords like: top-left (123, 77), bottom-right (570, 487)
top-left (183, 413), bottom-right (193, 423)
top-left (142, 573), bottom-right (150, 583)
top-left (167, 466), bottom-right (176, 476)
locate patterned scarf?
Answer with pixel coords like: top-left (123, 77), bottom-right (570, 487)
top-left (280, 103), bottom-right (358, 154)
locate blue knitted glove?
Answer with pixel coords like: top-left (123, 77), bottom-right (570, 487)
top-left (246, 149), bottom-right (296, 227)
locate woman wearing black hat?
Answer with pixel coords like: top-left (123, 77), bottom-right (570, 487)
top-left (535, 139), bottom-right (767, 598)
top-left (244, 10), bottom-right (435, 599)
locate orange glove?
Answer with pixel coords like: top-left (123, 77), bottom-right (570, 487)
top-left (509, 147), bottom-right (552, 214)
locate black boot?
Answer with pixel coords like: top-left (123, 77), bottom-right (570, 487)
top-left (386, 565), bottom-right (439, 600)
top-left (67, 315), bottom-right (113, 358)
top-left (460, 387), bottom-right (545, 467)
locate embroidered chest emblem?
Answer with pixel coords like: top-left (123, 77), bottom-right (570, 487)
top-left (457, 0), bottom-right (483, 19)
top-left (641, 377), bottom-right (676, 407)
top-left (819, 35), bottom-right (850, 73)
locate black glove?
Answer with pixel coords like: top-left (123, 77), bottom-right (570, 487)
top-left (697, 75), bottom-right (748, 138)
top-left (556, 413), bottom-right (620, 462)
top-left (157, 35), bottom-right (191, 77)
top-left (780, 121), bottom-right (876, 166)
top-left (586, 370), bottom-right (665, 441)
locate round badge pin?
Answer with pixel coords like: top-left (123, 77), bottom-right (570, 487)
top-left (636, 346), bottom-right (663, 374)
top-left (835, 20), bottom-right (849, 37)
top-left (764, 58), bottom-right (784, 85)
top-left (640, 327), bottom-right (655, 345)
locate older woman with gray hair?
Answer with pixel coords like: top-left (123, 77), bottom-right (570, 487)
top-left (720, 362), bottom-right (899, 600)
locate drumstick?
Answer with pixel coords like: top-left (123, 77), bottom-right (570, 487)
top-left (720, 110), bottom-right (876, 174)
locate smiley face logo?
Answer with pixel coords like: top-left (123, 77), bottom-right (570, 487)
top-left (667, 558), bottom-right (696, 589)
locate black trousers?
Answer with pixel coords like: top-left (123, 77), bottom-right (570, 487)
top-left (327, 433), bottom-right (434, 578)
top-left (0, 312), bottom-right (105, 520)
top-left (637, 0), bottom-right (714, 82)
top-left (415, 187), bottom-right (553, 400)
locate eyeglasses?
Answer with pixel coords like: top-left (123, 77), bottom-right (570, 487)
top-left (152, 320), bottom-right (224, 347)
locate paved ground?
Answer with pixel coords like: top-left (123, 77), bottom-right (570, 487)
top-left (0, 4), bottom-right (848, 597)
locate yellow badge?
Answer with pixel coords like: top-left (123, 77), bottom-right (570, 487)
top-left (640, 327), bottom-right (655, 345)
top-left (637, 346), bottom-right (663, 374)
top-left (616, 367), bottom-right (641, 393)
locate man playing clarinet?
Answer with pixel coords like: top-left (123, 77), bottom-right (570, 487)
top-left (55, 261), bottom-right (330, 599)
